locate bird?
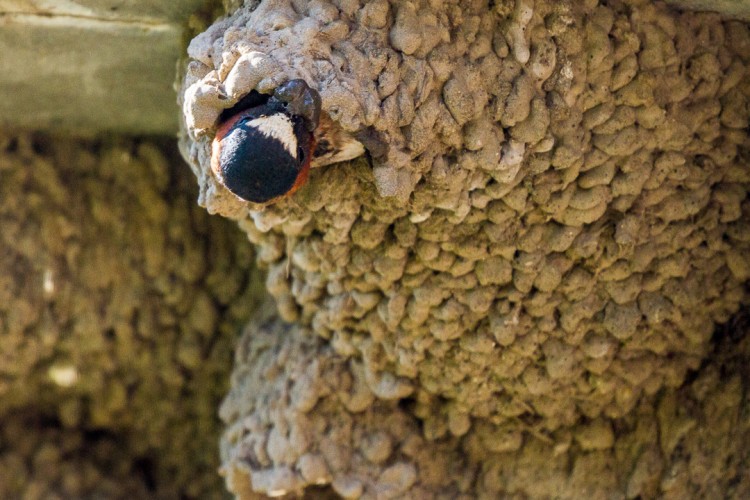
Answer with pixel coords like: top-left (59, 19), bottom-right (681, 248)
top-left (211, 79), bottom-right (364, 205)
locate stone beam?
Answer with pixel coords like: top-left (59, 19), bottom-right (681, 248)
top-left (0, 0), bottom-right (208, 135)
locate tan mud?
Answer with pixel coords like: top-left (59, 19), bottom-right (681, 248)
top-left (0, 134), bottom-right (258, 499)
top-left (178, 0), bottom-right (750, 497)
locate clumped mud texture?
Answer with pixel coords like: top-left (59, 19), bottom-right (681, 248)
top-left (0, 411), bottom-right (155, 498)
top-left (0, 134), bottom-right (258, 498)
top-left (221, 309), bottom-right (750, 498)
top-left (179, 0), bottom-right (750, 497)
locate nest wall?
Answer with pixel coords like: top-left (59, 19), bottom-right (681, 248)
top-left (177, 0), bottom-right (750, 496)
top-left (0, 134), bottom-right (258, 499)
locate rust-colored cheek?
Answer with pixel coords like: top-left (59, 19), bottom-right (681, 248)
top-left (286, 135), bottom-right (315, 198)
top-left (210, 113), bottom-right (315, 205)
top-left (210, 110), bottom-right (249, 182)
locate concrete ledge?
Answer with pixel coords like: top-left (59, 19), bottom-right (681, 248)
top-left (0, 0), bottom-right (210, 135)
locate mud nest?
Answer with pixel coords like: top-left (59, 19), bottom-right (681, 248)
top-left (0, 134), bottom-right (258, 498)
top-left (179, 0), bottom-right (750, 497)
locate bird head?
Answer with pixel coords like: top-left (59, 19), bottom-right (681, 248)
top-left (211, 80), bottom-right (364, 205)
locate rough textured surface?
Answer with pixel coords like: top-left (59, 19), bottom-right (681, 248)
top-left (1, 0), bottom-right (747, 135)
top-left (0, 0), bottom-right (747, 137)
top-left (0, 133), bottom-right (257, 498)
top-left (665, 0), bottom-right (750, 20)
top-left (179, 0), bottom-right (750, 497)
top-left (221, 308), bottom-right (750, 498)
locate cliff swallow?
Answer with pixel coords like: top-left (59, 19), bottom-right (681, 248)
top-left (211, 79), bottom-right (364, 205)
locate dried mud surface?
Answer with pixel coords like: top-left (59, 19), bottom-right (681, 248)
top-left (180, 0), bottom-right (750, 497)
top-left (0, 134), bottom-right (258, 499)
top-left (222, 310), bottom-right (750, 498)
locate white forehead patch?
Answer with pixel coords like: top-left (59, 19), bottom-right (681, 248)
top-left (247, 114), bottom-right (298, 158)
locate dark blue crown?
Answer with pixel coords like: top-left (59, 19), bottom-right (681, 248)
top-left (217, 117), bottom-right (299, 203)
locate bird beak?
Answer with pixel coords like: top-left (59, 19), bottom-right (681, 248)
top-left (311, 112), bottom-right (365, 168)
